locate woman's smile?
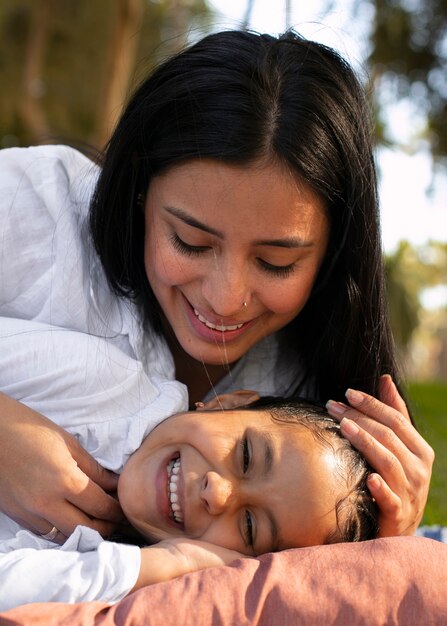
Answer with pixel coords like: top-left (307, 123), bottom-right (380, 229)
top-left (184, 296), bottom-right (254, 343)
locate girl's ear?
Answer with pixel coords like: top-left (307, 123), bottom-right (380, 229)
top-left (197, 390), bottom-right (260, 411)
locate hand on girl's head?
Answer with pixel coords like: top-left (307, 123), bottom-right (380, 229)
top-left (326, 376), bottom-right (434, 537)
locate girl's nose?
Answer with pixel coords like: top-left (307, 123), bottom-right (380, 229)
top-left (200, 471), bottom-right (235, 515)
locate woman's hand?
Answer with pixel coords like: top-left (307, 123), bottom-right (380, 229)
top-left (0, 393), bottom-right (124, 543)
top-left (133, 538), bottom-right (245, 590)
top-left (326, 375), bottom-right (435, 537)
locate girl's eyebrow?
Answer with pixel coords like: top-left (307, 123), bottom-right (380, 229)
top-left (164, 206), bottom-right (313, 248)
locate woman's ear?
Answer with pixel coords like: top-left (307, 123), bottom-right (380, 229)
top-left (196, 390), bottom-right (260, 411)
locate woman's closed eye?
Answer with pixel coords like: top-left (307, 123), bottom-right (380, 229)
top-left (170, 232), bottom-right (210, 256)
top-left (257, 258), bottom-right (296, 278)
top-left (171, 231), bottom-right (297, 278)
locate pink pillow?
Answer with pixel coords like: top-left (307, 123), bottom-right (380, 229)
top-left (1, 536), bottom-right (446, 625)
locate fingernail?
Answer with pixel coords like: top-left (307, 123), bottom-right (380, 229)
top-left (195, 401), bottom-right (205, 409)
top-left (326, 400), bottom-right (348, 416)
top-left (345, 388), bottom-right (364, 405)
top-left (367, 474), bottom-right (381, 490)
top-left (340, 417), bottom-right (359, 436)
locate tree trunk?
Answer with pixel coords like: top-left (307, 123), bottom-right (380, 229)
top-left (94, 0), bottom-right (144, 149)
top-left (19, 0), bottom-right (52, 143)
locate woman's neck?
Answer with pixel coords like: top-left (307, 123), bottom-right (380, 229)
top-left (161, 320), bottom-right (232, 405)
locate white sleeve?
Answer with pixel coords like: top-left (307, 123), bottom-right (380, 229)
top-left (0, 526), bottom-right (141, 610)
top-left (0, 145), bottom-right (101, 330)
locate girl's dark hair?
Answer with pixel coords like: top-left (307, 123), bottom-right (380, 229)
top-left (246, 396), bottom-right (379, 543)
top-left (90, 29), bottom-right (401, 403)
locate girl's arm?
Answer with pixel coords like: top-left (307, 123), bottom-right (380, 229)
top-left (0, 529), bottom-right (242, 610)
top-left (326, 375), bottom-right (435, 537)
top-left (0, 393), bottom-right (123, 538)
top-left (132, 539), bottom-right (244, 591)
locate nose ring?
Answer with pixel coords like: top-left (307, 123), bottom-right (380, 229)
top-left (242, 301), bottom-right (247, 307)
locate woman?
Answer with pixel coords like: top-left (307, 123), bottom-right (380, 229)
top-left (0, 30), bottom-right (433, 543)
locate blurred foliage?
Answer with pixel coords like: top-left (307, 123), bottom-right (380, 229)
top-left (407, 379), bottom-right (447, 524)
top-left (0, 0), bottom-right (212, 149)
top-left (367, 0), bottom-right (447, 164)
top-left (385, 241), bottom-right (447, 357)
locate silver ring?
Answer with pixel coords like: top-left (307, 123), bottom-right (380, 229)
top-left (40, 526), bottom-right (59, 541)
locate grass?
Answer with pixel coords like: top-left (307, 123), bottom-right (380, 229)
top-left (406, 380), bottom-right (447, 525)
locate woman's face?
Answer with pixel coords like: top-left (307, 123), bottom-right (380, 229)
top-left (118, 408), bottom-right (343, 556)
top-left (144, 159), bottom-right (329, 366)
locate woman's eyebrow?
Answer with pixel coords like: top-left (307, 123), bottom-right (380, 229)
top-left (164, 206), bottom-right (313, 248)
top-left (164, 206), bottom-right (222, 237)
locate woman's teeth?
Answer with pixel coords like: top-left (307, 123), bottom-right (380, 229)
top-left (167, 457), bottom-right (183, 523)
top-left (193, 309), bottom-right (243, 332)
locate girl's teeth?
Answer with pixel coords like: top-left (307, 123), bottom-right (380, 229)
top-left (193, 309), bottom-right (243, 331)
top-left (167, 458), bottom-right (183, 523)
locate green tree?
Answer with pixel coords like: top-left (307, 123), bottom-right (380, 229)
top-left (385, 241), bottom-right (447, 358)
top-left (366, 0), bottom-right (447, 163)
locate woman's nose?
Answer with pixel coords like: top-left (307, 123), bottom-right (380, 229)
top-left (202, 261), bottom-right (250, 317)
top-left (200, 471), bottom-right (235, 515)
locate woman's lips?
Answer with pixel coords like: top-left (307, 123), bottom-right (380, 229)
top-left (182, 296), bottom-right (254, 342)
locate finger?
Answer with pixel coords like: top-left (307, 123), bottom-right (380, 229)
top-left (67, 471), bottom-right (124, 524)
top-left (326, 399), bottom-right (410, 456)
top-left (12, 515), bottom-right (68, 545)
top-left (366, 474), bottom-right (418, 537)
top-left (378, 375), bottom-right (410, 420)
top-left (340, 418), bottom-right (407, 490)
top-left (365, 474), bottom-right (405, 538)
top-left (70, 443), bottom-right (120, 492)
top-left (346, 388), bottom-right (434, 461)
top-left (328, 391), bottom-right (430, 458)
top-left (366, 473), bottom-right (403, 517)
top-left (45, 501), bottom-right (121, 539)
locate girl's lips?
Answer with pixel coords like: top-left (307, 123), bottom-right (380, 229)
top-left (182, 296), bottom-right (255, 342)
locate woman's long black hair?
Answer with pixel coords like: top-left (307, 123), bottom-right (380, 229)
top-left (90, 29), bottom-right (401, 403)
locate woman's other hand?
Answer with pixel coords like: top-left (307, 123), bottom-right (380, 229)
top-left (0, 393), bottom-right (123, 543)
top-left (326, 375), bottom-right (434, 537)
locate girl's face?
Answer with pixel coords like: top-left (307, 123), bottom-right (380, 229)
top-left (144, 159), bottom-right (329, 367)
top-left (118, 408), bottom-right (343, 556)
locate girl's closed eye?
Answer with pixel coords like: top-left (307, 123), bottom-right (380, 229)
top-left (241, 437), bottom-right (256, 551)
top-left (244, 509), bottom-right (255, 549)
top-left (242, 436), bottom-right (251, 473)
